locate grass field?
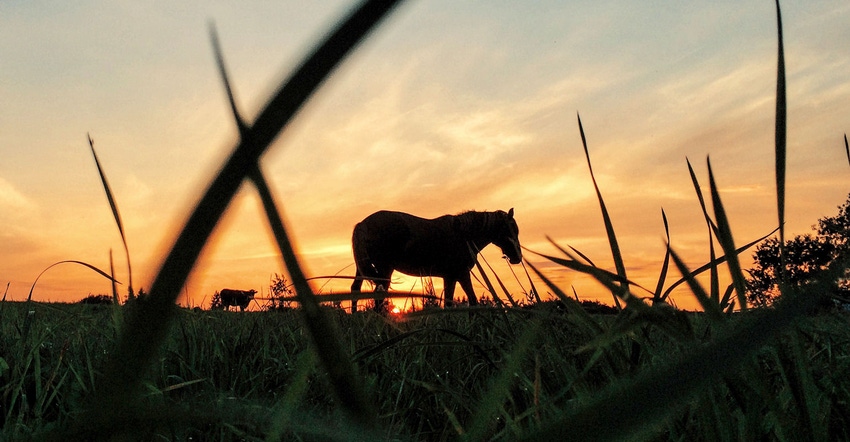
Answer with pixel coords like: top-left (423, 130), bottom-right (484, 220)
top-left (3, 0), bottom-right (849, 440)
top-left (2, 301), bottom-right (848, 440)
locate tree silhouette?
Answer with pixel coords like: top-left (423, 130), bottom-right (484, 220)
top-left (747, 193), bottom-right (850, 307)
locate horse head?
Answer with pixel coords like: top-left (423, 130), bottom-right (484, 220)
top-left (492, 208), bottom-right (522, 264)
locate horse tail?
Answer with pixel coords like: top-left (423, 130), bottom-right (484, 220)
top-left (351, 222), bottom-right (368, 268)
top-left (351, 221), bottom-right (376, 289)
top-left (352, 221), bottom-right (389, 312)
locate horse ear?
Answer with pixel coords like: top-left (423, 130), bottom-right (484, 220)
top-left (508, 208), bottom-right (514, 218)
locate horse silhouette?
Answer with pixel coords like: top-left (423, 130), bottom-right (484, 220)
top-left (350, 209), bottom-right (522, 312)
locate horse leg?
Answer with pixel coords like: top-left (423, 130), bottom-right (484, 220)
top-left (371, 268), bottom-right (392, 313)
top-left (351, 267), bottom-right (365, 313)
top-left (373, 281), bottom-right (388, 313)
top-left (458, 273), bottom-right (478, 306)
top-left (443, 277), bottom-right (457, 308)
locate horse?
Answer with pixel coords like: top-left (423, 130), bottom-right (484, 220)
top-left (350, 209), bottom-right (522, 312)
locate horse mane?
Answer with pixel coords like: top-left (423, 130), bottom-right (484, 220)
top-left (453, 210), bottom-right (503, 237)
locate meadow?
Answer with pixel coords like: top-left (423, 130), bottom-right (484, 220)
top-left (3, 0), bottom-right (850, 440)
top-left (2, 299), bottom-right (848, 440)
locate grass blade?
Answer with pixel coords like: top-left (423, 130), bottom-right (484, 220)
top-left (88, 134), bottom-right (133, 298)
top-left (248, 164), bottom-right (377, 429)
top-left (526, 248), bottom-right (654, 298)
top-left (669, 248), bottom-right (724, 321)
top-left (533, 237), bottom-right (597, 267)
top-left (844, 134), bottom-right (849, 167)
top-left (720, 284), bottom-right (736, 314)
top-left (27, 260), bottom-right (120, 302)
top-left (528, 248), bottom-right (656, 318)
top-left (209, 23), bottom-right (249, 134)
top-left (520, 262), bottom-right (543, 304)
top-left (475, 247), bottom-right (517, 307)
top-left (109, 250), bottom-right (119, 305)
top-left (524, 261), bottom-right (603, 334)
top-left (653, 209), bottom-right (672, 304)
top-left (774, 0), bottom-right (788, 288)
top-left (568, 245), bottom-right (597, 266)
top-left (473, 260), bottom-right (508, 307)
top-left (577, 113), bottom-right (627, 310)
top-left (707, 158), bottom-right (749, 311)
top-left (467, 243), bottom-right (502, 306)
top-left (661, 227), bottom-right (777, 299)
top-left (686, 158), bottom-right (721, 304)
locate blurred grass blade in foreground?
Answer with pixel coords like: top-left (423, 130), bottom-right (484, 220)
top-left (212, 22), bottom-right (377, 427)
top-left (84, 0), bottom-right (405, 436)
top-left (249, 164), bottom-right (377, 429)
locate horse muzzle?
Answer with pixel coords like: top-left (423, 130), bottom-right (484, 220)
top-left (506, 254), bottom-right (522, 265)
top-left (501, 240), bottom-right (522, 265)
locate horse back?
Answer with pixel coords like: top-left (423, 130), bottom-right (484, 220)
top-left (353, 211), bottom-right (473, 277)
top-left (356, 210), bottom-right (455, 243)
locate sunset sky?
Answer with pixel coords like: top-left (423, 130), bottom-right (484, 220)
top-left (2, 1), bottom-right (848, 311)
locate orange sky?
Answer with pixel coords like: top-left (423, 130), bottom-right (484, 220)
top-left (2, 1), bottom-right (849, 311)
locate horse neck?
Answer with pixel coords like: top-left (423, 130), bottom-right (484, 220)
top-left (456, 211), bottom-right (499, 250)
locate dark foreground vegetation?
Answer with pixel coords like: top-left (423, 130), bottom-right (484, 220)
top-left (1, 301), bottom-right (849, 440)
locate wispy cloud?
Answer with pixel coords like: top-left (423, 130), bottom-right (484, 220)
top-left (0, 177), bottom-right (36, 214)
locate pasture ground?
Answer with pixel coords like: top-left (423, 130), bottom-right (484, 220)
top-left (1, 300), bottom-right (849, 440)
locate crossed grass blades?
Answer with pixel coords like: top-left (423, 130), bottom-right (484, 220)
top-left (3, 0), bottom-right (847, 439)
top-left (75, 1), bottom-right (406, 437)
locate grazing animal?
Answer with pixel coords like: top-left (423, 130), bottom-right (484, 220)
top-left (218, 288), bottom-right (257, 312)
top-left (350, 209), bottom-right (522, 312)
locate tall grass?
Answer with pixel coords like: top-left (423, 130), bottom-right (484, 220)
top-left (519, 1), bottom-right (827, 440)
top-left (3, 293), bottom-right (847, 439)
top-left (3, 0), bottom-right (848, 440)
top-left (577, 113), bottom-right (628, 311)
top-left (26, 260), bottom-right (118, 304)
top-left (88, 134), bottom-right (134, 299)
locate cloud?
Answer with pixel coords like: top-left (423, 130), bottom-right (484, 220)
top-left (0, 177), bottom-right (36, 213)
